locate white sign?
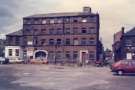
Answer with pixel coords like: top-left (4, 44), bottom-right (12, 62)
top-left (27, 50), bottom-right (34, 56)
top-left (27, 41), bottom-right (33, 45)
top-left (27, 48), bottom-right (34, 56)
top-left (126, 53), bottom-right (132, 60)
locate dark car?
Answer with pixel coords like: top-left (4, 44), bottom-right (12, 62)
top-left (111, 60), bottom-right (135, 75)
top-left (0, 57), bottom-right (9, 64)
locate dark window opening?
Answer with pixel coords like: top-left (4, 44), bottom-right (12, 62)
top-left (49, 39), bottom-right (55, 45)
top-left (9, 49), bottom-right (12, 56)
top-left (41, 39), bottom-right (46, 45)
top-left (57, 39), bottom-right (62, 45)
top-left (65, 39), bottom-right (70, 45)
top-left (15, 49), bottom-right (19, 56)
top-left (49, 28), bottom-right (54, 34)
top-left (65, 51), bottom-right (71, 59)
top-left (81, 38), bottom-right (87, 45)
top-left (73, 51), bottom-right (78, 59)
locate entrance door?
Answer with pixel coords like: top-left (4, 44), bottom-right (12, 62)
top-left (34, 50), bottom-right (48, 60)
top-left (82, 52), bottom-right (87, 65)
top-left (79, 50), bottom-right (88, 65)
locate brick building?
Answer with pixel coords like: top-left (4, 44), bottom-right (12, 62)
top-left (5, 7), bottom-right (101, 64)
top-left (113, 27), bottom-right (135, 61)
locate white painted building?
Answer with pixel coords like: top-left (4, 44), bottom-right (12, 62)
top-left (5, 46), bottom-right (23, 63)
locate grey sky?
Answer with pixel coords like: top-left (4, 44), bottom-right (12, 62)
top-left (0, 0), bottom-right (135, 48)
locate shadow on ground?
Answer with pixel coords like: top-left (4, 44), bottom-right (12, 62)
top-left (0, 65), bottom-right (56, 90)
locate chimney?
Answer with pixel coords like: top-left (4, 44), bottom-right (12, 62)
top-left (121, 27), bottom-right (125, 34)
top-left (83, 7), bottom-right (91, 13)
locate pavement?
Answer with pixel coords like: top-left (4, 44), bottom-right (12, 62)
top-left (0, 64), bottom-right (135, 90)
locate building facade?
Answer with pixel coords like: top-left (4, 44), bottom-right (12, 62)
top-left (5, 30), bottom-right (23, 62)
top-left (0, 39), bottom-right (6, 57)
top-left (113, 27), bottom-right (135, 61)
top-left (6, 7), bottom-right (101, 64)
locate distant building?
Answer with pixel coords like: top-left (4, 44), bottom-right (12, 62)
top-left (0, 39), bottom-right (6, 57)
top-left (5, 7), bottom-right (101, 64)
top-left (113, 27), bottom-right (135, 61)
top-left (104, 48), bottom-right (113, 62)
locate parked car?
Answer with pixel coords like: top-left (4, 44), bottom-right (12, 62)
top-left (0, 57), bottom-right (9, 64)
top-left (111, 60), bottom-right (135, 75)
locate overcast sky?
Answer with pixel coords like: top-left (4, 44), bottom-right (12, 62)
top-left (0, 0), bottom-right (135, 48)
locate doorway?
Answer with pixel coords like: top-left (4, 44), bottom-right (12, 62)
top-left (34, 50), bottom-right (48, 60)
top-left (79, 50), bottom-right (88, 65)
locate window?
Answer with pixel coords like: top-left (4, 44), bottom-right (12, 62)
top-left (33, 37), bottom-right (38, 45)
top-left (15, 37), bottom-right (20, 45)
top-left (73, 19), bottom-right (78, 23)
top-left (65, 51), bottom-right (71, 59)
top-left (49, 39), bottom-right (54, 45)
top-left (8, 49), bottom-right (12, 56)
top-left (57, 19), bottom-right (62, 23)
top-left (34, 19), bottom-right (39, 24)
top-left (50, 19), bottom-right (55, 24)
top-left (81, 28), bottom-right (87, 34)
top-left (65, 28), bottom-right (70, 34)
top-left (8, 36), bottom-right (13, 41)
top-left (48, 51), bottom-right (55, 60)
top-left (41, 29), bottom-right (46, 33)
top-left (49, 28), bottom-right (54, 34)
top-left (33, 29), bottom-right (38, 35)
top-left (15, 49), bottom-right (19, 56)
top-left (24, 19), bottom-right (32, 24)
top-left (82, 18), bottom-right (87, 22)
top-left (81, 38), bottom-right (87, 45)
top-left (89, 51), bottom-right (96, 60)
top-left (41, 39), bottom-right (46, 45)
top-left (57, 28), bottom-right (63, 34)
top-left (42, 20), bottom-right (47, 24)
top-left (125, 39), bottom-right (132, 46)
top-left (65, 18), bottom-right (70, 23)
top-left (89, 16), bottom-right (96, 22)
top-left (73, 51), bottom-right (78, 59)
top-left (25, 29), bottom-right (31, 33)
top-left (57, 39), bottom-right (62, 45)
top-left (27, 41), bottom-right (33, 45)
top-left (89, 27), bottom-right (96, 34)
top-left (65, 39), bottom-right (70, 45)
top-left (73, 38), bottom-right (79, 45)
top-left (56, 51), bottom-right (62, 59)
top-left (89, 37), bottom-right (96, 45)
top-left (73, 27), bottom-right (78, 34)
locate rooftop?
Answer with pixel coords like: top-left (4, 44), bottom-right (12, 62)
top-left (25, 12), bottom-right (97, 18)
top-left (24, 7), bottom-right (98, 18)
top-left (124, 27), bottom-right (135, 36)
top-left (7, 30), bottom-right (23, 36)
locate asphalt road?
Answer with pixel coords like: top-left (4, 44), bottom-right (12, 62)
top-left (0, 64), bottom-right (135, 90)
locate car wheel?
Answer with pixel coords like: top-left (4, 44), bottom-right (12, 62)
top-left (117, 70), bottom-right (123, 75)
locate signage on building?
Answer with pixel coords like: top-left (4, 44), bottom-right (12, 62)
top-left (126, 53), bottom-right (132, 59)
top-left (27, 41), bottom-right (33, 45)
top-left (27, 48), bottom-right (34, 56)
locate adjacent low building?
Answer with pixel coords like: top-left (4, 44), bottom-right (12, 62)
top-left (5, 7), bottom-right (102, 64)
top-left (0, 39), bottom-right (6, 57)
top-left (113, 27), bottom-right (135, 61)
top-left (5, 30), bottom-right (23, 62)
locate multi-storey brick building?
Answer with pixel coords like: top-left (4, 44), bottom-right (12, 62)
top-left (5, 7), bottom-right (101, 64)
top-left (113, 27), bottom-right (135, 61)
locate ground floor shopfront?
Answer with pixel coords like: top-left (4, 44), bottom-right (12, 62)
top-left (5, 46), bottom-right (99, 65)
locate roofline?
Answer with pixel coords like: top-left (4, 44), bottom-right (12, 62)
top-left (23, 12), bottom-right (99, 19)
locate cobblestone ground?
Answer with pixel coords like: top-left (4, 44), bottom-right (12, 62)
top-left (0, 64), bottom-right (135, 90)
